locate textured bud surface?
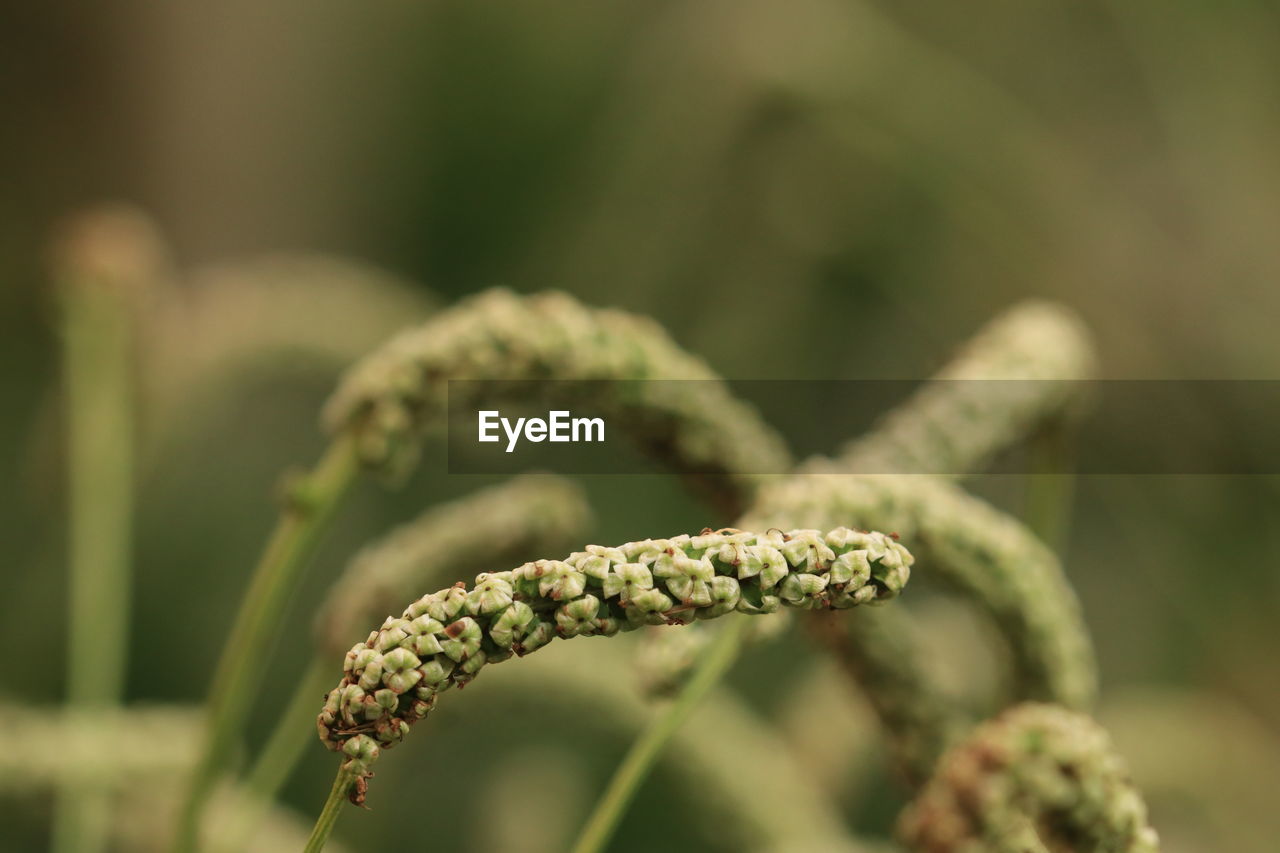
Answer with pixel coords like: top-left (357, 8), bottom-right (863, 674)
top-left (317, 527), bottom-right (913, 788)
top-left (899, 703), bottom-right (1159, 853)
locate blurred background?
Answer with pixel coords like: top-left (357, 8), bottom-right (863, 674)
top-left (3, 1), bottom-right (1279, 851)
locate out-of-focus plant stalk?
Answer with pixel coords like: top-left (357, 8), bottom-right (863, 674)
top-left (53, 208), bottom-right (156, 853)
top-left (205, 665), bottom-right (333, 851)
top-left (569, 617), bottom-right (749, 853)
top-left (173, 433), bottom-right (360, 853)
top-left (244, 660), bottom-right (331, 802)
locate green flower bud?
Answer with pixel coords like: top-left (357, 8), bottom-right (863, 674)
top-left (827, 549), bottom-right (871, 588)
top-left (342, 734), bottom-right (379, 764)
top-left (530, 561), bottom-right (587, 601)
top-left (576, 551), bottom-right (615, 581)
top-left (488, 601), bottom-right (535, 648)
top-left (418, 658), bottom-right (454, 687)
top-left (373, 689), bottom-right (398, 712)
top-left (356, 659), bottom-right (383, 693)
top-left (406, 614), bottom-right (444, 636)
top-left (696, 576), bottom-right (741, 619)
top-left (439, 617), bottom-right (482, 662)
top-left (628, 588), bottom-right (674, 617)
top-left (738, 545), bottom-right (789, 590)
top-left (779, 531), bottom-right (835, 572)
top-left (466, 574), bottom-right (515, 615)
top-left (777, 572), bottom-right (829, 608)
top-left (601, 563), bottom-right (653, 602)
top-left (380, 647), bottom-right (420, 672)
top-left (384, 669), bottom-right (423, 695)
top-left (517, 619), bottom-right (556, 655)
top-left (555, 595), bottom-right (601, 637)
top-left (373, 618), bottom-right (410, 652)
top-left (409, 632), bottom-right (444, 657)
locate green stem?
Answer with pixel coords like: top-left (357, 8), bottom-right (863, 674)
top-left (54, 263), bottom-right (136, 853)
top-left (303, 767), bottom-right (357, 853)
top-left (173, 436), bottom-right (360, 853)
top-left (246, 659), bottom-right (332, 799)
top-left (569, 617), bottom-right (749, 853)
top-left (208, 660), bottom-right (332, 853)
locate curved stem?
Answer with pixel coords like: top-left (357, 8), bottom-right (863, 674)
top-left (569, 617), bottom-right (748, 853)
top-left (303, 767), bottom-right (357, 853)
top-left (54, 262), bottom-right (137, 853)
top-left (173, 435), bottom-right (360, 853)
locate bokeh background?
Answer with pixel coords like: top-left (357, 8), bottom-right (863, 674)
top-left (3, 2), bottom-right (1279, 851)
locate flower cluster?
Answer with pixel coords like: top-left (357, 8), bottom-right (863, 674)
top-left (321, 288), bottom-right (791, 513)
top-left (837, 300), bottom-right (1095, 477)
top-left (317, 527), bottom-right (912, 790)
top-left (899, 703), bottom-right (1159, 853)
top-left (743, 469), bottom-right (1096, 712)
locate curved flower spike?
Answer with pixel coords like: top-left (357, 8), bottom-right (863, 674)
top-left (899, 703), bottom-right (1159, 853)
top-left (317, 527), bottom-right (913, 798)
top-left (838, 300), bottom-right (1095, 477)
top-left (743, 471), bottom-right (1095, 711)
top-left (322, 288), bottom-right (792, 513)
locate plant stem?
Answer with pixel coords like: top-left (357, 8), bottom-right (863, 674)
top-left (173, 435), bottom-right (360, 853)
top-left (247, 658), bottom-right (333, 798)
top-left (208, 660), bottom-right (332, 853)
top-left (303, 767), bottom-right (357, 853)
top-left (569, 617), bottom-right (749, 853)
top-left (54, 257), bottom-right (136, 853)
